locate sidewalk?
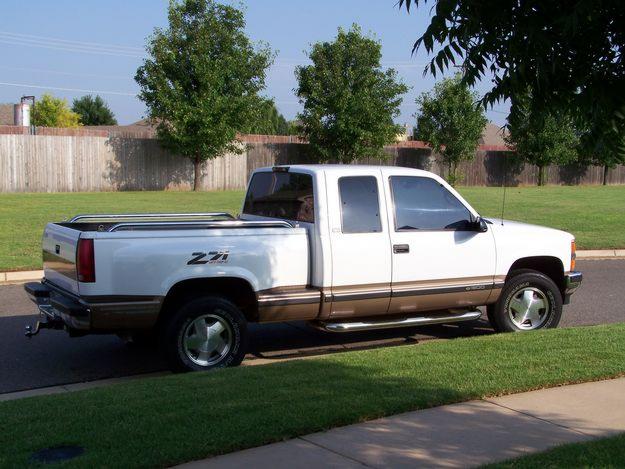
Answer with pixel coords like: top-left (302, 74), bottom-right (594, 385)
top-left (178, 377), bottom-right (625, 468)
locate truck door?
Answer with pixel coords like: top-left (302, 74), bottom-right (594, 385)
top-left (383, 173), bottom-right (496, 314)
top-left (326, 171), bottom-right (392, 318)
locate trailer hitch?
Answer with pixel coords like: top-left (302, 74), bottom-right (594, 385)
top-left (25, 319), bottom-right (61, 337)
top-left (25, 321), bottom-right (47, 337)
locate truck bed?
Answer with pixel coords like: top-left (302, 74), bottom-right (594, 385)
top-left (42, 212), bottom-right (310, 299)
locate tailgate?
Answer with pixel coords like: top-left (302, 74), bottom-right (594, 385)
top-left (42, 223), bottom-right (81, 294)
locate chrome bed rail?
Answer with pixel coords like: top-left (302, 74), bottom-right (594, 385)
top-left (108, 220), bottom-right (295, 232)
top-left (69, 212), bottom-right (234, 223)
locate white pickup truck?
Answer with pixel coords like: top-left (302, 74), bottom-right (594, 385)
top-left (25, 165), bottom-right (582, 371)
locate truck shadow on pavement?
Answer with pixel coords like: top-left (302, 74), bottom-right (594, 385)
top-left (248, 318), bottom-right (494, 359)
top-left (0, 314), bottom-right (493, 394)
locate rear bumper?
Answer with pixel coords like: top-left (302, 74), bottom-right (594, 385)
top-left (24, 281), bottom-right (162, 332)
top-left (563, 271), bottom-right (583, 304)
top-left (25, 281), bottom-right (91, 330)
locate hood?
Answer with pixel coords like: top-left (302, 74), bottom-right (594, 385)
top-left (484, 218), bottom-right (575, 274)
top-left (484, 218), bottom-right (573, 240)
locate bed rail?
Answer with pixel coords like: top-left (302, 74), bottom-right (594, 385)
top-left (68, 212), bottom-right (234, 223)
top-left (107, 220), bottom-right (295, 232)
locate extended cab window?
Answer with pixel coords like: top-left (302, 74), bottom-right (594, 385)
top-left (390, 176), bottom-right (472, 230)
top-left (339, 176), bottom-right (382, 233)
top-left (242, 171), bottom-right (314, 223)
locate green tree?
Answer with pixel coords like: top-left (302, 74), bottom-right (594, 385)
top-left (505, 97), bottom-right (578, 186)
top-left (31, 94), bottom-right (82, 128)
top-left (246, 100), bottom-right (290, 135)
top-left (135, 0), bottom-right (273, 190)
top-left (398, 0), bottom-right (625, 158)
top-left (577, 127), bottom-right (625, 185)
top-left (72, 95), bottom-right (117, 126)
top-left (415, 75), bottom-right (487, 185)
top-left (295, 25), bottom-right (408, 163)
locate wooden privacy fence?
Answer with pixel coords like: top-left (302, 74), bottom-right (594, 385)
top-left (0, 132), bottom-right (624, 192)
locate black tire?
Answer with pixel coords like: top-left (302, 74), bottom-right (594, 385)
top-left (486, 304), bottom-right (497, 329)
top-left (490, 269), bottom-right (563, 333)
top-left (161, 296), bottom-right (248, 372)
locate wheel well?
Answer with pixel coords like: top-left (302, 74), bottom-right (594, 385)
top-left (507, 256), bottom-right (565, 293)
top-left (158, 277), bottom-right (258, 327)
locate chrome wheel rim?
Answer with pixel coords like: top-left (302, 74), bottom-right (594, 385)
top-left (183, 313), bottom-right (233, 367)
top-left (507, 287), bottom-right (550, 330)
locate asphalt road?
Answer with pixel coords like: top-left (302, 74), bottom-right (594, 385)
top-left (1, 259), bottom-right (623, 394)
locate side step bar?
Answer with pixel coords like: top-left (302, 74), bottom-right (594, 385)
top-left (318, 310), bottom-right (482, 333)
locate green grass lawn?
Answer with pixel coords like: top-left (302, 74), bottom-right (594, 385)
top-left (1, 324), bottom-right (624, 468)
top-left (0, 185), bottom-right (623, 271)
top-left (487, 432), bottom-right (625, 468)
top-left (461, 185), bottom-right (625, 252)
top-left (0, 190), bottom-right (244, 271)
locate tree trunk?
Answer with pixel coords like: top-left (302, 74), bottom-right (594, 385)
top-left (193, 155), bottom-right (201, 191)
top-left (603, 165), bottom-right (609, 186)
top-left (537, 165), bottom-right (545, 186)
top-left (447, 161), bottom-right (456, 185)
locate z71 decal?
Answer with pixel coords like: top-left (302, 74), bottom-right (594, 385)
top-left (187, 251), bottom-right (229, 265)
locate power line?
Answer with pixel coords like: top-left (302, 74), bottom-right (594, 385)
top-left (0, 30), bottom-right (143, 52)
top-left (0, 81), bottom-right (136, 97)
top-left (0, 65), bottom-right (131, 81)
top-left (0, 38), bottom-right (144, 58)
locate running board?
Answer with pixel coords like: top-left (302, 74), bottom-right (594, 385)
top-left (318, 310), bottom-right (482, 333)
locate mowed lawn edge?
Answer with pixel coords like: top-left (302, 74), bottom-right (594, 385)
top-left (485, 432), bottom-right (625, 468)
top-left (1, 323), bottom-right (624, 468)
top-left (1, 185), bottom-right (624, 271)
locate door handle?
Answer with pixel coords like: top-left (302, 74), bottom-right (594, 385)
top-left (393, 244), bottom-right (410, 254)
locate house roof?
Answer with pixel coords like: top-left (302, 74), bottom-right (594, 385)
top-left (480, 122), bottom-right (508, 146)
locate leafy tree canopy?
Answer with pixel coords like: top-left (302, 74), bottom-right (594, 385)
top-left (415, 75), bottom-right (487, 185)
top-left (72, 95), bottom-right (117, 126)
top-left (295, 24), bottom-right (409, 163)
top-left (399, 0), bottom-right (625, 156)
top-left (505, 95), bottom-right (578, 185)
top-left (576, 123), bottom-right (625, 184)
top-left (245, 100), bottom-right (290, 135)
top-left (32, 94), bottom-right (82, 128)
top-left (135, 0), bottom-right (273, 190)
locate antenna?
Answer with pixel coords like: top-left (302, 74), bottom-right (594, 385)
top-left (500, 151), bottom-right (507, 226)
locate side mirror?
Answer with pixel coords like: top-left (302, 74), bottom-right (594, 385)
top-left (469, 216), bottom-right (488, 232)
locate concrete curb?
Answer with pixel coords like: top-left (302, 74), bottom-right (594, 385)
top-left (576, 249), bottom-right (625, 259)
top-left (0, 251), bottom-right (622, 285)
top-left (0, 270), bottom-right (43, 285)
top-left (0, 372), bottom-right (169, 402)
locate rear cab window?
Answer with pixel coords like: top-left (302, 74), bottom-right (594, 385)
top-left (338, 176), bottom-right (382, 233)
top-left (242, 171), bottom-right (315, 223)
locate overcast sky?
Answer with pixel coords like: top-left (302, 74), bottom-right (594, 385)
top-left (0, 0), bottom-right (509, 126)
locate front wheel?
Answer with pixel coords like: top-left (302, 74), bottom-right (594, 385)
top-left (162, 296), bottom-right (248, 372)
top-left (489, 270), bottom-right (562, 332)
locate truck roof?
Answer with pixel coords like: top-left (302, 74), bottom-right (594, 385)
top-left (257, 164), bottom-right (436, 178)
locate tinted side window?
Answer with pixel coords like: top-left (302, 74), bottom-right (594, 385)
top-left (390, 176), bottom-right (472, 230)
top-left (339, 176), bottom-right (382, 233)
top-left (243, 172), bottom-right (314, 223)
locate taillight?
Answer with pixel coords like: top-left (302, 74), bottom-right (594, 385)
top-left (77, 238), bottom-right (95, 283)
top-left (570, 240), bottom-right (576, 271)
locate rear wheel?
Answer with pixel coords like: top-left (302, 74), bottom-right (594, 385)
top-left (162, 296), bottom-right (248, 372)
top-left (489, 270), bottom-right (562, 332)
